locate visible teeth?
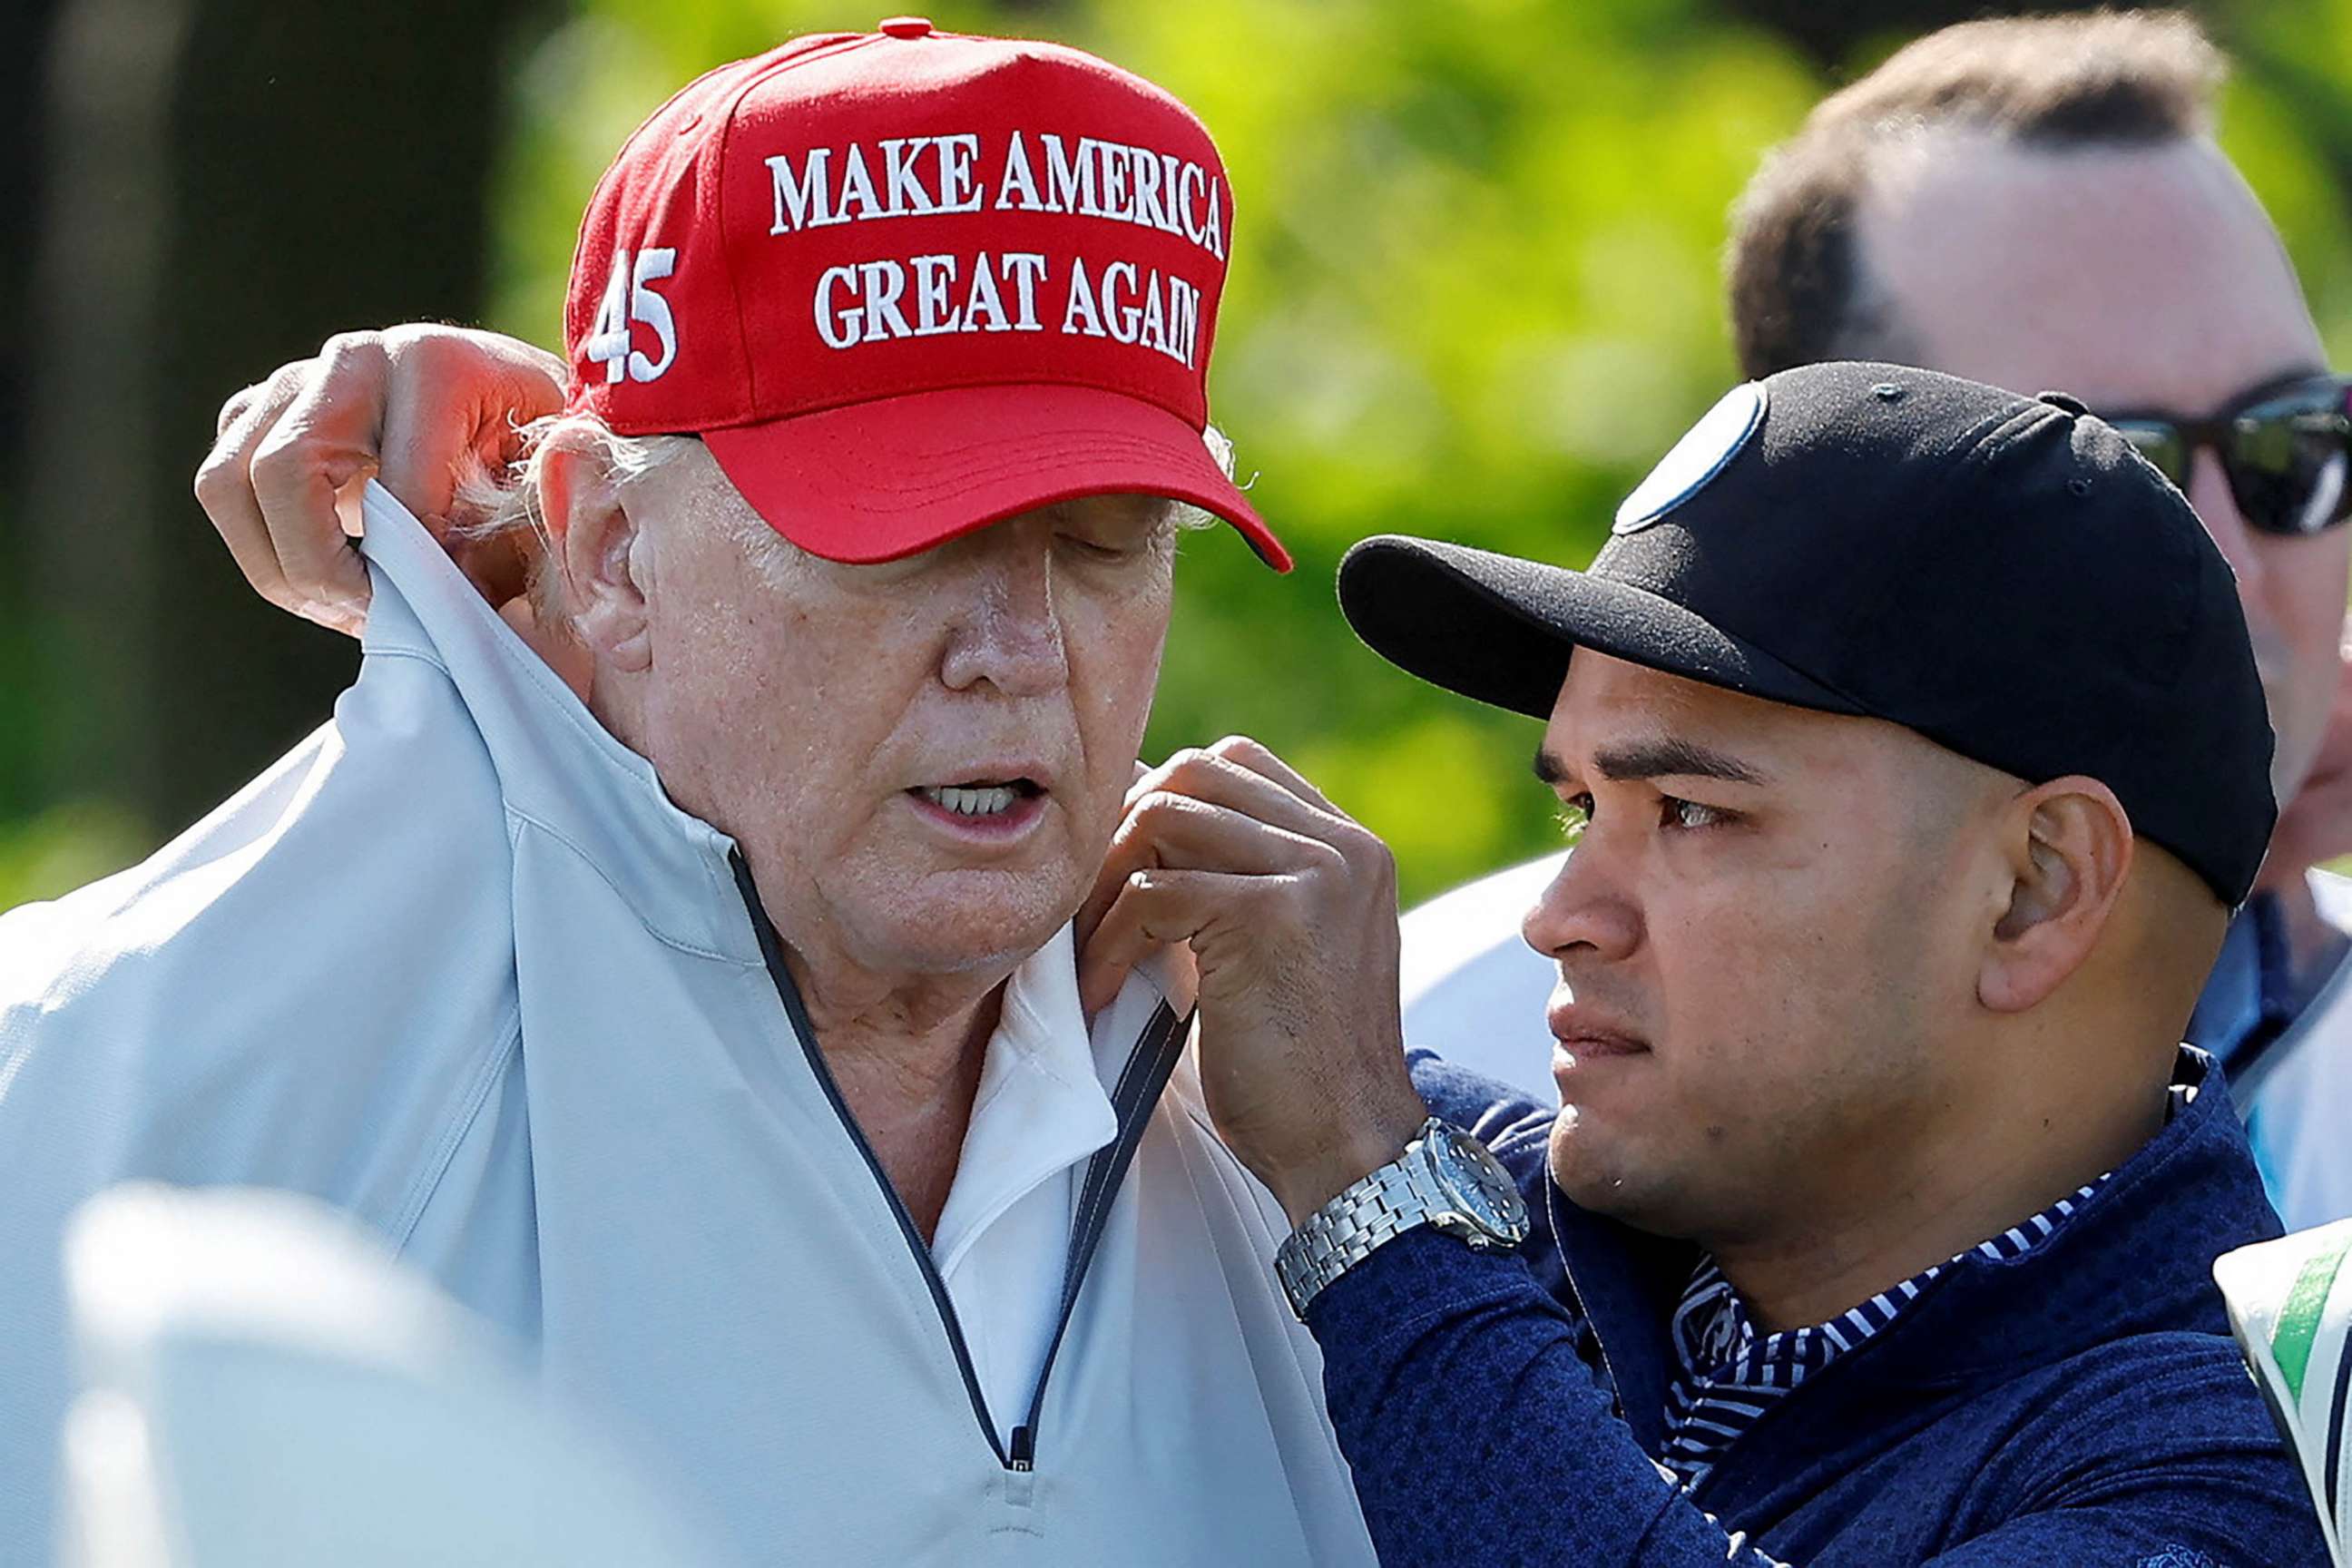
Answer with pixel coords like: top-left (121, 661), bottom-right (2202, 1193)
top-left (923, 784), bottom-right (1020, 817)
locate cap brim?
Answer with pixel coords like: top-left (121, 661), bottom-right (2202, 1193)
top-left (1337, 534), bottom-right (1864, 720)
top-left (701, 384), bottom-right (1288, 572)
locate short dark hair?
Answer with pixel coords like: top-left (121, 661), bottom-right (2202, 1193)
top-left (1726, 11), bottom-right (2226, 378)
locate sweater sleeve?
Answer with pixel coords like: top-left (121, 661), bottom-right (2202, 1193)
top-left (1307, 1228), bottom-right (1795, 1567)
top-left (1307, 1230), bottom-right (2328, 1568)
top-left (1916, 1341), bottom-right (2329, 1568)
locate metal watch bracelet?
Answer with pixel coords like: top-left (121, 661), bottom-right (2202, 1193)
top-left (1274, 1116), bottom-right (1527, 1319)
top-left (1276, 1150), bottom-right (1434, 1318)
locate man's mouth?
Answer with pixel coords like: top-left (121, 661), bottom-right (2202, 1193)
top-left (911, 779), bottom-right (1044, 818)
top-left (1545, 1000), bottom-right (1650, 1060)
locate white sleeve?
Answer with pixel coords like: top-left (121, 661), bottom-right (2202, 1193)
top-left (1397, 852), bottom-right (1567, 1104)
top-left (0, 558), bottom-right (523, 1562)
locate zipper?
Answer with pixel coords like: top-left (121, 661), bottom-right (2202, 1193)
top-left (733, 853), bottom-right (1009, 1463)
top-left (1012, 997), bottom-right (1188, 1466)
top-left (732, 851), bottom-right (1190, 1475)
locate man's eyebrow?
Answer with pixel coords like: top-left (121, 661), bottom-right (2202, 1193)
top-left (1531, 739), bottom-right (1765, 788)
top-left (1590, 737), bottom-right (1767, 785)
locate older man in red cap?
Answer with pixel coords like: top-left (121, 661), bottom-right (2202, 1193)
top-left (0, 24), bottom-right (1374, 1568)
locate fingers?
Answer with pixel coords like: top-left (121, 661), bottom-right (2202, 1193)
top-left (1193, 733), bottom-right (1340, 816)
top-left (376, 350), bottom-right (473, 526)
top-left (196, 358), bottom-right (363, 632)
top-left (1074, 794), bottom-right (1291, 1004)
top-left (215, 380), bottom-right (263, 438)
top-left (245, 332), bottom-right (389, 630)
top-left (1080, 867), bottom-right (1273, 1014)
top-left (1078, 745), bottom-right (1330, 956)
top-left (1110, 789), bottom-right (1335, 882)
top-left (1075, 760), bottom-right (1157, 951)
top-left (193, 326), bottom-right (572, 641)
top-left (377, 325), bottom-right (566, 529)
top-left (1130, 739), bottom-right (1339, 839)
top-left (1077, 736), bottom-right (1368, 1014)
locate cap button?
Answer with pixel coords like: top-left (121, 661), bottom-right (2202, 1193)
top-left (879, 15), bottom-right (933, 38)
top-left (2037, 390), bottom-right (2090, 416)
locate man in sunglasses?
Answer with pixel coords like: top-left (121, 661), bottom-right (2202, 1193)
top-left (1402, 11), bottom-right (2352, 1233)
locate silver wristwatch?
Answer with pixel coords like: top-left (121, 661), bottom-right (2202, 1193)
top-left (1274, 1117), bottom-right (1531, 1318)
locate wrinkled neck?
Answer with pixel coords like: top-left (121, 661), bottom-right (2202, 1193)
top-left (777, 916), bottom-right (1014, 1246)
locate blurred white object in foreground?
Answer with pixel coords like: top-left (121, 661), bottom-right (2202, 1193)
top-left (1398, 850), bottom-right (1564, 1102)
top-left (59, 1184), bottom-right (729, 1568)
top-left (2214, 1217), bottom-right (2352, 1566)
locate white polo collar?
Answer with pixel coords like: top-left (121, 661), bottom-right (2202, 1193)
top-left (931, 921), bottom-right (1118, 1282)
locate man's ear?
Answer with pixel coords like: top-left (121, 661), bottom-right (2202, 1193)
top-left (539, 439), bottom-right (652, 674)
top-left (1978, 776), bottom-right (2135, 1014)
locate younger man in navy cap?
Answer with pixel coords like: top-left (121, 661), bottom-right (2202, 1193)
top-left (1083, 360), bottom-right (2324, 1564)
top-left (1405, 13), bottom-right (2352, 1240)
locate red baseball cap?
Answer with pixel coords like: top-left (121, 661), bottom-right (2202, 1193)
top-left (562, 17), bottom-right (1288, 572)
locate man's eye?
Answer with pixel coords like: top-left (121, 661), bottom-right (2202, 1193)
top-left (1061, 528), bottom-right (1160, 563)
top-left (1556, 794), bottom-right (1593, 842)
top-left (1662, 796), bottom-right (1730, 830)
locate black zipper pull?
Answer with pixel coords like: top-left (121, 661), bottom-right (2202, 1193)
top-left (1008, 1425), bottom-right (1035, 1472)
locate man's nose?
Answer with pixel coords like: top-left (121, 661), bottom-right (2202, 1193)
top-left (1520, 842), bottom-right (1642, 964)
top-left (940, 545), bottom-right (1069, 697)
top-left (2187, 449), bottom-right (2269, 600)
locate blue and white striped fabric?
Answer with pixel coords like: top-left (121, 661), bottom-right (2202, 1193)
top-left (1661, 1082), bottom-right (2199, 1487)
top-left (1661, 1177), bottom-right (2109, 1486)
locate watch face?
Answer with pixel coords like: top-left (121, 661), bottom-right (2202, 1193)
top-left (1427, 1125), bottom-right (1529, 1242)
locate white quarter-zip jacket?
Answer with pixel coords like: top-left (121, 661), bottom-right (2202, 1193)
top-left (0, 485), bottom-right (1376, 1568)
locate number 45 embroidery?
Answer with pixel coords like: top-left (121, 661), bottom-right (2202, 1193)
top-left (583, 248), bottom-right (679, 383)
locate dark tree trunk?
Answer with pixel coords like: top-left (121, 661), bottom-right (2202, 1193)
top-left (0, 0), bottom-right (64, 821)
top-left (23, 0), bottom-right (541, 835)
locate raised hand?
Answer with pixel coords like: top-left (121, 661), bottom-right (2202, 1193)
top-left (194, 326), bottom-right (567, 636)
top-left (1077, 736), bottom-right (1426, 1221)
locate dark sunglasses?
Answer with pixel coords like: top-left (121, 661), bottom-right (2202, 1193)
top-left (2102, 372), bottom-right (2352, 537)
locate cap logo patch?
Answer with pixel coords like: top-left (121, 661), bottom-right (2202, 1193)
top-left (1613, 381), bottom-right (1768, 534)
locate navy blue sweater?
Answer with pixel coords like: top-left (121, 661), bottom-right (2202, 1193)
top-left (1304, 1050), bottom-right (2326, 1566)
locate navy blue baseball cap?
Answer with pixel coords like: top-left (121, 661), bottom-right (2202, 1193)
top-left (1338, 360), bottom-right (2277, 905)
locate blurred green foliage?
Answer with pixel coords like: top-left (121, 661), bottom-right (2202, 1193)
top-left (482, 0), bottom-right (2352, 905)
top-left (11, 0), bottom-right (2352, 911)
top-left (485, 0), bottom-right (1825, 904)
top-left (0, 804), bottom-right (147, 915)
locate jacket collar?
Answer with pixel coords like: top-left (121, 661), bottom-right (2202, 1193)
top-left (358, 485), bottom-right (756, 964)
top-left (1547, 1181), bottom-right (1692, 1455)
top-left (929, 922), bottom-right (1120, 1280)
top-left (1554, 1048), bottom-right (2281, 1454)
top-left (1877, 1049), bottom-right (2279, 1386)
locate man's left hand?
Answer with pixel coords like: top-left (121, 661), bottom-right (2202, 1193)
top-left (1077, 737), bottom-right (1427, 1223)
